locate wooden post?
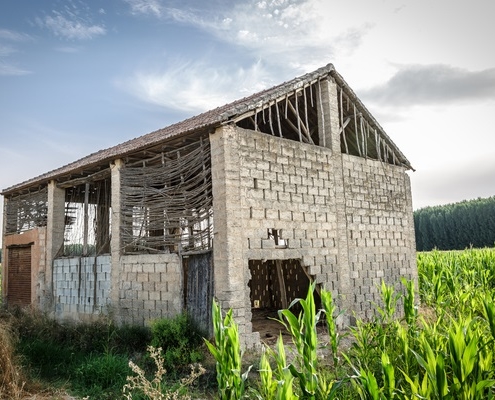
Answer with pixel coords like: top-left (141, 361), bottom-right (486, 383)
top-left (275, 260), bottom-right (288, 309)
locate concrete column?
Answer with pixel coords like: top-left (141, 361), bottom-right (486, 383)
top-left (2, 197), bottom-right (7, 303)
top-left (317, 78), bottom-right (340, 152)
top-left (46, 180), bottom-right (66, 311)
top-left (210, 125), bottom-right (259, 348)
top-left (110, 159), bottom-right (123, 320)
top-left (317, 78), bottom-right (352, 326)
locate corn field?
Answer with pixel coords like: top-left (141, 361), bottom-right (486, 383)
top-left (207, 247), bottom-right (495, 399)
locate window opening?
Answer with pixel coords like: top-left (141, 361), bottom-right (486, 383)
top-left (62, 178), bottom-right (111, 257)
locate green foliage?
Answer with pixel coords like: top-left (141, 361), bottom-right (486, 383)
top-left (10, 308), bottom-right (152, 399)
top-left (72, 352), bottom-right (131, 398)
top-left (204, 300), bottom-right (250, 400)
top-left (414, 195), bottom-right (495, 251)
top-left (277, 283), bottom-right (319, 398)
top-left (150, 313), bottom-right (205, 373)
top-left (321, 288), bottom-right (342, 367)
top-left (345, 248), bottom-right (495, 399)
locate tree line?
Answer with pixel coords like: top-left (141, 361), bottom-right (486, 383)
top-left (414, 196), bottom-right (495, 251)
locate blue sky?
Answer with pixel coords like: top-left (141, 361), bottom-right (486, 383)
top-left (1, 0), bottom-right (495, 237)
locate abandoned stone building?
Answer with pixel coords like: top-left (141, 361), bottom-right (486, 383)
top-left (1, 63), bottom-right (416, 347)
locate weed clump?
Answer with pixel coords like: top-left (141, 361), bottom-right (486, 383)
top-left (150, 314), bottom-right (205, 374)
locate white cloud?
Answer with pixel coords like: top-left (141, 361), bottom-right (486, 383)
top-left (0, 62), bottom-right (31, 76)
top-left (55, 46), bottom-right (81, 53)
top-left (124, 0), bottom-right (164, 18)
top-left (38, 12), bottom-right (106, 40)
top-left (121, 0), bottom-right (373, 74)
top-left (0, 29), bottom-right (33, 42)
top-left (117, 59), bottom-right (273, 113)
top-left (0, 29), bottom-right (33, 76)
top-left (0, 44), bottom-right (16, 57)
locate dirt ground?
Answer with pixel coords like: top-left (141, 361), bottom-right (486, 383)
top-left (251, 308), bottom-right (354, 354)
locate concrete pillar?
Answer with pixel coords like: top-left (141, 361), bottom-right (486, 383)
top-left (317, 78), bottom-right (352, 326)
top-left (210, 125), bottom-right (259, 348)
top-left (110, 159), bottom-right (123, 321)
top-left (317, 78), bottom-right (340, 152)
top-left (2, 198), bottom-right (7, 303)
top-left (46, 181), bottom-right (66, 311)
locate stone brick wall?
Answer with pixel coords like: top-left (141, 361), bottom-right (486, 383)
top-left (53, 255), bottom-right (111, 319)
top-left (342, 154), bottom-right (417, 319)
top-left (118, 254), bottom-right (182, 325)
top-left (212, 126), bottom-right (347, 346)
top-left (212, 126), bottom-right (416, 342)
top-left (239, 129), bottom-right (340, 284)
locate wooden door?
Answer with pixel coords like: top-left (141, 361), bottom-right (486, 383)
top-left (183, 251), bottom-right (213, 335)
top-left (7, 246), bottom-right (32, 306)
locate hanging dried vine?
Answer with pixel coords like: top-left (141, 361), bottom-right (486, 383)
top-left (120, 138), bottom-right (213, 254)
top-left (5, 188), bottom-right (48, 234)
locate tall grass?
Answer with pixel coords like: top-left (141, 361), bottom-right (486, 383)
top-left (0, 320), bottom-right (25, 399)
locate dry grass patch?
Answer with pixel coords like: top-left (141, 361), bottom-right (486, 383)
top-left (0, 317), bottom-right (26, 399)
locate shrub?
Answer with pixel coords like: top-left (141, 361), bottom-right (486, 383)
top-left (123, 346), bottom-right (205, 400)
top-left (73, 352), bottom-right (131, 398)
top-left (150, 314), bottom-right (205, 373)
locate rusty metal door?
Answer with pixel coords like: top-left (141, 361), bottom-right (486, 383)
top-left (7, 245), bottom-right (32, 306)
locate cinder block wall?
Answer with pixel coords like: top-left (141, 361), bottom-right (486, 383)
top-left (212, 126), bottom-right (417, 345)
top-left (342, 154), bottom-right (417, 319)
top-left (212, 125), bottom-right (346, 348)
top-left (53, 255), bottom-right (111, 319)
top-left (118, 254), bottom-right (182, 325)
top-left (239, 129), bottom-right (340, 287)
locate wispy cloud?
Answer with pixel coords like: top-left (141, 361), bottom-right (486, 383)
top-left (35, 1), bottom-right (106, 40)
top-left (0, 62), bottom-right (32, 76)
top-left (117, 0), bottom-right (377, 113)
top-left (0, 29), bottom-right (33, 42)
top-left (0, 29), bottom-right (33, 76)
top-left (361, 64), bottom-right (495, 107)
top-left (123, 0), bottom-right (164, 18)
top-left (122, 0), bottom-right (372, 74)
top-left (116, 59), bottom-right (273, 113)
top-left (204, 0), bottom-right (372, 73)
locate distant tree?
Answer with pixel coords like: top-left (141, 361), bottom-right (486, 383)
top-left (414, 196), bottom-right (495, 251)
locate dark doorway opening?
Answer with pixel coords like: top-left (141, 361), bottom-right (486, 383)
top-left (248, 259), bottom-right (320, 341)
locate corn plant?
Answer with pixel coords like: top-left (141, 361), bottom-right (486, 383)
top-left (401, 278), bottom-right (418, 329)
top-left (253, 335), bottom-right (296, 400)
top-left (376, 281), bottom-right (401, 326)
top-left (320, 288), bottom-right (342, 367)
top-left (409, 333), bottom-right (448, 399)
top-left (272, 334), bottom-right (296, 400)
top-left (277, 283), bottom-right (319, 398)
top-left (204, 300), bottom-right (250, 400)
top-left (257, 346), bottom-right (277, 400)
